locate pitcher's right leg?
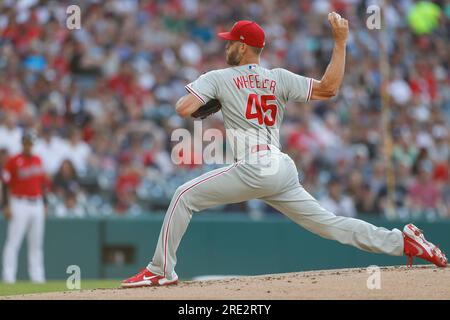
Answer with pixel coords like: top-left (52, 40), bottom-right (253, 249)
top-left (122, 160), bottom-right (265, 287)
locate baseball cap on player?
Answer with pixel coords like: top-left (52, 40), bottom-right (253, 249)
top-left (217, 20), bottom-right (265, 48)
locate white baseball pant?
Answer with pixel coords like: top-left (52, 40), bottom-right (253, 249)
top-left (2, 197), bottom-right (46, 283)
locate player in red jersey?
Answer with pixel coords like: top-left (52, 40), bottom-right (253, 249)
top-left (2, 130), bottom-right (48, 283)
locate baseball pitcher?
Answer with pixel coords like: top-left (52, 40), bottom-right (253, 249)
top-left (122, 14), bottom-right (447, 287)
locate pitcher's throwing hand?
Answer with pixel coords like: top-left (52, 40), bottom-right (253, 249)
top-left (328, 12), bottom-right (349, 44)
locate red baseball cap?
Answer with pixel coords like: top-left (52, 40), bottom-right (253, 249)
top-left (217, 20), bottom-right (265, 48)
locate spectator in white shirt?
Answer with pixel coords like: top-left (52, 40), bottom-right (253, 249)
top-left (54, 190), bottom-right (86, 218)
top-left (320, 177), bottom-right (357, 218)
top-left (33, 126), bottom-right (70, 175)
top-left (0, 111), bottom-right (22, 155)
top-left (65, 128), bottom-right (91, 175)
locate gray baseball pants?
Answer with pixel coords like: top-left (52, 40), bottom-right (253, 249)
top-left (147, 147), bottom-right (403, 279)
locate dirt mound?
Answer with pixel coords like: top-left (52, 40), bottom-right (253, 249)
top-left (2, 265), bottom-right (449, 300)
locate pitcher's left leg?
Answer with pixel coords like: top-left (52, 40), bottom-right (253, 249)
top-left (264, 187), bottom-right (447, 266)
top-left (263, 186), bottom-right (404, 256)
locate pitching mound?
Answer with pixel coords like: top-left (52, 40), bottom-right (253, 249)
top-left (2, 265), bottom-right (449, 300)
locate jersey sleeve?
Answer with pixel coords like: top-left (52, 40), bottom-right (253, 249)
top-left (185, 70), bottom-right (220, 103)
top-left (275, 68), bottom-right (313, 103)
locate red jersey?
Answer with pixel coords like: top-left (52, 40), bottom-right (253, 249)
top-left (2, 153), bottom-right (46, 197)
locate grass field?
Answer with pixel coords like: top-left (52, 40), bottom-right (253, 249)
top-left (0, 280), bottom-right (120, 296)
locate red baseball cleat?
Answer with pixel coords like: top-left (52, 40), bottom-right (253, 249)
top-left (121, 268), bottom-right (178, 288)
top-left (403, 223), bottom-right (447, 268)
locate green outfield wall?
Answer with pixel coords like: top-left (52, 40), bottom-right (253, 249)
top-left (1, 214), bottom-right (449, 280)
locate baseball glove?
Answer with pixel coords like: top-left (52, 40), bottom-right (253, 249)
top-left (191, 99), bottom-right (222, 119)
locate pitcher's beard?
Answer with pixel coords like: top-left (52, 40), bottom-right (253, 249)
top-left (226, 50), bottom-right (241, 66)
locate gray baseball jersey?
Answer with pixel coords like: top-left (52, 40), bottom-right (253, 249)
top-left (147, 64), bottom-right (403, 281)
top-left (185, 65), bottom-right (313, 160)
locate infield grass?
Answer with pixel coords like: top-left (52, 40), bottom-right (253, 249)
top-left (0, 280), bottom-right (120, 296)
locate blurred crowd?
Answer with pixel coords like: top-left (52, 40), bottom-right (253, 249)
top-left (0, 0), bottom-right (449, 220)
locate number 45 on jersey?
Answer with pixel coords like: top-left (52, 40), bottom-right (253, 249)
top-left (245, 94), bottom-right (277, 126)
